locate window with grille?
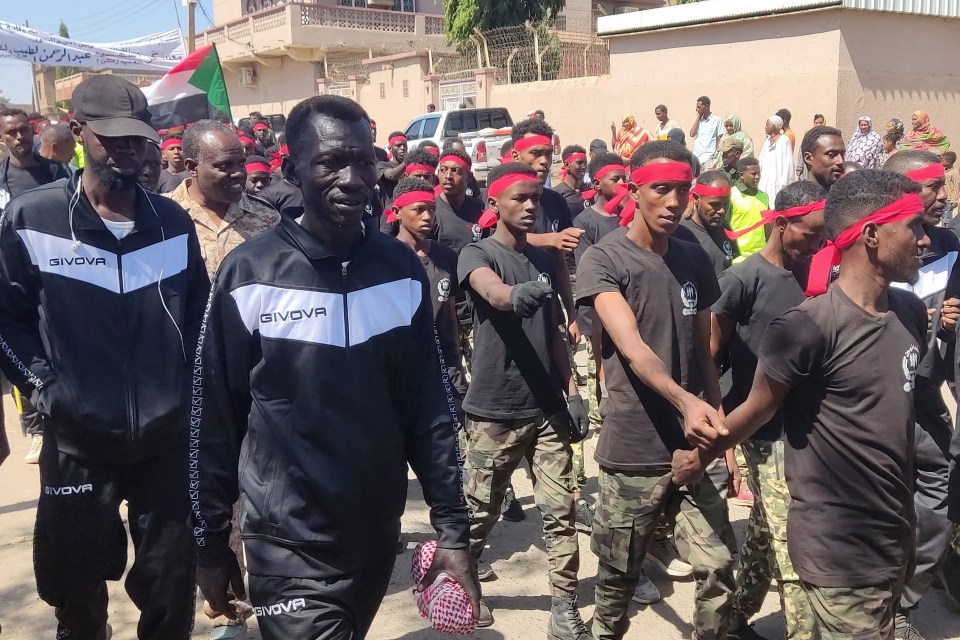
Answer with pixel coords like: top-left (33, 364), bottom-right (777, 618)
top-left (339, 0), bottom-right (367, 6)
top-left (402, 80), bottom-right (409, 97)
top-left (393, 0), bottom-right (415, 12)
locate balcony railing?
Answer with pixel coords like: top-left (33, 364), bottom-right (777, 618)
top-left (199, 2), bottom-right (447, 49)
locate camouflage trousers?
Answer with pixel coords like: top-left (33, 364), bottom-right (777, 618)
top-left (464, 412), bottom-right (580, 596)
top-left (457, 323), bottom-right (474, 376)
top-left (733, 439), bottom-right (814, 639)
top-left (801, 570), bottom-right (906, 640)
top-left (584, 335), bottom-right (602, 429)
top-left (591, 468), bottom-right (737, 640)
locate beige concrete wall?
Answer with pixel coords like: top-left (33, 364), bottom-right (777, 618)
top-left (224, 58), bottom-right (318, 123)
top-left (837, 10), bottom-right (960, 150)
top-left (213, 0), bottom-right (243, 25)
top-left (360, 56), bottom-right (432, 135)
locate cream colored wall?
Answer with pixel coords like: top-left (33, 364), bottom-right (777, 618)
top-left (837, 11), bottom-right (960, 151)
top-left (488, 11), bottom-right (842, 157)
top-left (224, 58), bottom-right (318, 123)
top-left (213, 0), bottom-right (242, 25)
top-left (360, 58), bottom-right (432, 137)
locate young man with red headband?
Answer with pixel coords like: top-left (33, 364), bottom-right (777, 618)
top-left (510, 119), bottom-right (584, 342)
top-left (388, 177), bottom-right (465, 395)
top-left (442, 138), bottom-right (482, 198)
top-left (710, 181), bottom-right (827, 640)
top-left (379, 149), bottom-right (438, 232)
top-left (433, 148), bottom-right (488, 371)
top-left (158, 136), bottom-right (187, 194)
top-left (575, 141), bottom-right (735, 640)
top-left (681, 171), bottom-right (739, 276)
top-left (243, 155), bottom-right (272, 195)
top-left (674, 170), bottom-right (930, 638)
top-left (553, 145), bottom-right (589, 220)
top-left (458, 161), bottom-right (591, 638)
top-left (376, 131), bottom-right (410, 207)
top-left (883, 150), bottom-right (959, 640)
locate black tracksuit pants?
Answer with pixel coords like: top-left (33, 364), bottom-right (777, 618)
top-left (34, 431), bottom-right (195, 640)
top-left (247, 539), bottom-right (398, 640)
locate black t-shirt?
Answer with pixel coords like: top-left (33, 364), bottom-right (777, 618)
top-left (713, 253), bottom-right (804, 440)
top-left (0, 155), bottom-right (69, 209)
top-left (680, 217), bottom-right (739, 277)
top-left (533, 188), bottom-right (573, 236)
top-left (552, 181), bottom-right (587, 222)
top-left (157, 169), bottom-right (186, 194)
top-left (376, 160), bottom-right (400, 206)
top-left (573, 206), bottom-right (622, 336)
top-left (465, 175), bottom-right (482, 201)
top-left (575, 234), bottom-right (720, 470)
top-left (420, 242), bottom-right (463, 390)
top-left (760, 286), bottom-right (926, 587)
top-left (374, 145), bottom-right (389, 162)
top-left (433, 195), bottom-right (489, 325)
top-left (458, 237), bottom-right (563, 420)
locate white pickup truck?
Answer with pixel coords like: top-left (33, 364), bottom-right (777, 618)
top-left (402, 108), bottom-right (527, 185)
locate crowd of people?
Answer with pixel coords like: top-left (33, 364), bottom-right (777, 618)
top-left (0, 74), bottom-right (959, 640)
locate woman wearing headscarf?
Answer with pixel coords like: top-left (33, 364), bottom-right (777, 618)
top-left (900, 110), bottom-right (952, 155)
top-left (706, 115), bottom-right (754, 169)
top-left (610, 114), bottom-right (652, 161)
top-left (757, 114), bottom-right (794, 205)
top-left (887, 117), bottom-right (905, 143)
top-left (846, 116), bottom-right (884, 170)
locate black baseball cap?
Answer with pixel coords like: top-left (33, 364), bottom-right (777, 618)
top-left (72, 75), bottom-right (159, 143)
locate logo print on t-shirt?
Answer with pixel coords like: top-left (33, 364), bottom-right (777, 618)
top-left (365, 203), bottom-right (373, 215)
top-left (680, 281), bottom-right (698, 316)
top-left (471, 223), bottom-right (483, 241)
top-left (902, 344), bottom-right (920, 392)
top-left (537, 272), bottom-right (552, 288)
top-left (551, 220), bottom-right (560, 233)
top-left (466, 188), bottom-right (475, 197)
top-left (722, 241), bottom-right (733, 258)
top-left (437, 277), bottom-right (452, 303)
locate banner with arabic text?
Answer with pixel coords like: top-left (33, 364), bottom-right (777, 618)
top-left (0, 20), bottom-right (181, 71)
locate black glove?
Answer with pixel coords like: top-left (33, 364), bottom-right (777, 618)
top-left (509, 281), bottom-right (553, 318)
top-left (566, 395), bottom-right (590, 443)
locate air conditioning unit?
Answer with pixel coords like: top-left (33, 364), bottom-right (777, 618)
top-left (614, 6), bottom-right (640, 14)
top-left (239, 66), bottom-right (257, 87)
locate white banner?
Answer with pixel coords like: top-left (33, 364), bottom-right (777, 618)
top-left (0, 20), bottom-right (182, 71)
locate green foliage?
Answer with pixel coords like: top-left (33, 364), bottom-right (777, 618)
top-left (55, 21), bottom-right (79, 80)
top-left (444, 0), bottom-right (567, 45)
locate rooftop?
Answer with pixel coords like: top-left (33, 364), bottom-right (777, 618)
top-left (597, 0), bottom-right (960, 36)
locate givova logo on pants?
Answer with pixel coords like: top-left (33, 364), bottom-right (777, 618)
top-left (44, 484), bottom-right (93, 496)
top-left (254, 598), bottom-right (307, 616)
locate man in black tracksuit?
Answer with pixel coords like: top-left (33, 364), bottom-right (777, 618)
top-left (193, 95), bottom-right (478, 640)
top-left (0, 77), bottom-right (210, 639)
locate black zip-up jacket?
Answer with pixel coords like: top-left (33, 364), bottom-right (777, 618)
top-left (191, 215), bottom-right (468, 574)
top-left (0, 172), bottom-right (210, 462)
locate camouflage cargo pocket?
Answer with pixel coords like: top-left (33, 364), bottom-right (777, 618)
top-left (465, 449), bottom-right (496, 505)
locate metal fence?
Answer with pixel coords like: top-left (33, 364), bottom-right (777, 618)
top-left (319, 20), bottom-right (609, 84)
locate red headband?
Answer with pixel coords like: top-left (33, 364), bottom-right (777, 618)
top-left (906, 163), bottom-right (945, 183)
top-left (563, 152), bottom-right (586, 165)
top-left (692, 183), bottom-right (731, 198)
top-left (439, 154), bottom-right (471, 170)
top-left (405, 163), bottom-right (435, 176)
top-left (476, 173), bottom-right (540, 229)
top-left (238, 135), bottom-right (255, 145)
top-left (245, 162), bottom-right (271, 173)
top-left (253, 123), bottom-right (268, 131)
top-left (386, 190), bottom-right (436, 223)
top-left (605, 162), bottom-right (694, 226)
top-left (513, 135), bottom-right (552, 152)
top-left (805, 193), bottom-right (925, 296)
top-left (161, 138), bottom-right (181, 150)
top-left (726, 200), bottom-right (825, 240)
top-left (389, 135), bottom-right (407, 147)
top-left (582, 164), bottom-right (624, 201)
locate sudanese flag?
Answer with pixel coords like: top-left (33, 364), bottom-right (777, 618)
top-left (142, 44), bottom-right (231, 130)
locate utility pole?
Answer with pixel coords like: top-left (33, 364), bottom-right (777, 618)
top-left (186, 0), bottom-right (197, 53)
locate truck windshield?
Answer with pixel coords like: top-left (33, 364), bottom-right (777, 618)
top-left (443, 109), bottom-right (511, 137)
